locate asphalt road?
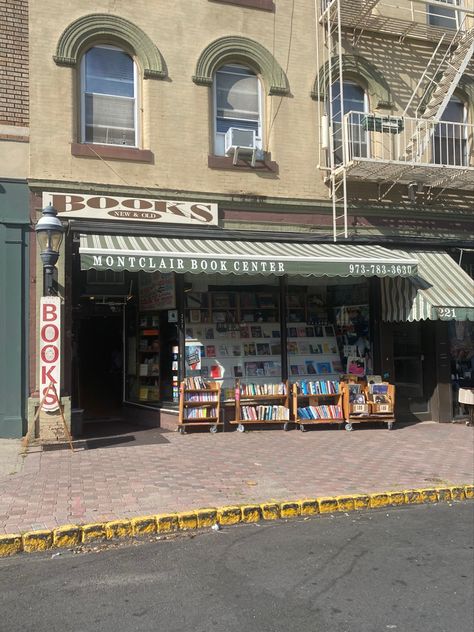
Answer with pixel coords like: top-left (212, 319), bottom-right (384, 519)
top-left (1, 502), bottom-right (473, 632)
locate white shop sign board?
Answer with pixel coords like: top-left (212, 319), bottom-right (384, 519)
top-left (40, 296), bottom-right (61, 412)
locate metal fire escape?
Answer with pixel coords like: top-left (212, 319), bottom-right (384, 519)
top-left (316, 0), bottom-right (474, 241)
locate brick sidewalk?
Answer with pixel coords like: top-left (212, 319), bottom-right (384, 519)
top-left (0, 422), bottom-right (472, 534)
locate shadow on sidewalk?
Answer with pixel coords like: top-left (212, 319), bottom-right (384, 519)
top-left (42, 420), bottom-right (171, 451)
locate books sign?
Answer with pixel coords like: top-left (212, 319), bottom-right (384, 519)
top-left (40, 297), bottom-right (61, 411)
top-left (42, 192), bottom-right (218, 226)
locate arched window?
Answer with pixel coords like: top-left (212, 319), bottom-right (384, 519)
top-left (433, 96), bottom-right (468, 166)
top-left (330, 81), bottom-right (368, 165)
top-left (213, 64), bottom-right (263, 156)
top-left (81, 45), bottom-right (137, 147)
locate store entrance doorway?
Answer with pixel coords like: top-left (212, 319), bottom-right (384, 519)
top-left (392, 321), bottom-right (435, 421)
top-left (77, 303), bottom-right (124, 420)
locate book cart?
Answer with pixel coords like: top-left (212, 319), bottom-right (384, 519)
top-left (178, 378), bottom-right (222, 434)
top-left (230, 379), bottom-right (290, 432)
top-left (342, 380), bottom-right (396, 431)
top-left (292, 380), bottom-right (344, 432)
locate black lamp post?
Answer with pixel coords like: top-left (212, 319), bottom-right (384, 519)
top-left (35, 204), bottom-right (65, 296)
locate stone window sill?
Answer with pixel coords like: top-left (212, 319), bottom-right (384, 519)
top-left (208, 154), bottom-right (279, 174)
top-left (71, 143), bottom-right (154, 163)
top-left (209, 0), bottom-right (275, 10)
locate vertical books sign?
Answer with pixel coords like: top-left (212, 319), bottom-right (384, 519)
top-left (40, 297), bottom-right (61, 411)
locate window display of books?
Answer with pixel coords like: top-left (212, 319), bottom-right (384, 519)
top-left (287, 323), bottom-right (342, 379)
top-left (185, 298), bottom-right (283, 388)
top-left (137, 313), bottom-right (160, 402)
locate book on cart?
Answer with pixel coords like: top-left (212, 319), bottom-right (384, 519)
top-left (292, 380), bottom-right (344, 429)
top-left (230, 379), bottom-right (290, 431)
top-left (178, 379), bottom-right (222, 434)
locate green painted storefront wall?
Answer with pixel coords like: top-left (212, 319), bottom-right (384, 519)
top-left (0, 180), bottom-right (29, 437)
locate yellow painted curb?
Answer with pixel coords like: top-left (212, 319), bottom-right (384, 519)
top-left (418, 489), bottom-right (439, 504)
top-left (53, 524), bottom-right (81, 548)
top-left (105, 520), bottom-right (132, 540)
top-left (156, 513), bottom-right (179, 533)
top-left (280, 501), bottom-right (301, 518)
top-left (436, 487), bottom-right (452, 502)
top-left (336, 496), bottom-right (355, 512)
top-left (241, 505), bottom-right (263, 523)
top-left (404, 490), bottom-right (423, 505)
top-left (387, 491), bottom-right (405, 506)
top-left (318, 497), bottom-right (339, 513)
top-left (196, 508), bottom-right (217, 528)
top-left (217, 506), bottom-right (241, 526)
top-left (449, 486), bottom-right (466, 501)
top-left (131, 515), bottom-right (157, 536)
top-left (22, 530), bottom-right (53, 553)
top-left (260, 502), bottom-right (280, 520)
top-left (369, 493), bottom-right (390, 508)
top-left (82, 522), bottom-right (107, 543)
top-left (177, 512), bottom-right (198, 530)
top-left (1, 484), bottom-right (473, 557)
top-left (0, 534), bottom-right (22, 556)
top-left (300, 499), bottom-right (319, 516)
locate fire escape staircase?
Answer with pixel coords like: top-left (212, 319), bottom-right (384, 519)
top-left (402, 26), bottom-right (474, 163)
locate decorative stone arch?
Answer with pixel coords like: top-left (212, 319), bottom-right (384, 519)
top-left (193, 36), bottom-right (289, 95)
top-left (312, 55), bottom-right (393, 109)
top-left (53, 13), bottom-right (166, 79)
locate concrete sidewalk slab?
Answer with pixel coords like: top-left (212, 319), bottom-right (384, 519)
top-left (0, 421), bottom-right (472, 535)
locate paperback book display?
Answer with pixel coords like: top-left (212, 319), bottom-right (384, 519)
top-left (292, 380), bottom-right (344, 428)
top-left (287, 323), bottom-right (342, 379)
top-left (230, 380), bottom-right (290, 430)
top-left (178, 379), bottom-right (222, 434)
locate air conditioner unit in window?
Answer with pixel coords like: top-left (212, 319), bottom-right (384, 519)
top-left (225, 127), bottom-right (257, 167)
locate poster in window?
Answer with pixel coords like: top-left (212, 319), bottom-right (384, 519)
top-left (139, 272), bottom-right (176, 311)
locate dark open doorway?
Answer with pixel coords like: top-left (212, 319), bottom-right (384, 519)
top-left (77, 304), bottom-right (124, 420)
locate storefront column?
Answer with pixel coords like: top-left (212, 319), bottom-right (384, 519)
top-left (279, 276), bottom-right (288, 381)
top-left (176, 273), bottom-right (185, 383)
top-left (369, 277), bottom-right (382, 376)
top-left (433, 320), bottom-right (452, 422)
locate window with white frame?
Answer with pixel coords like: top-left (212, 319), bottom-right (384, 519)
top-left (433, 96), bottom-right (468, 166)
top-left (330, 81), bottom-right (368, 165)
top-left (81, 46), bottom-right (137, 146)
top-left (214, 64), bottom-right (262, 156)
top-left (427, 1), bottom-right (460, 29)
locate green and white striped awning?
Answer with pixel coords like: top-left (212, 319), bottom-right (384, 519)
top-left (382, 251), bottom-right (474, 322)
top-left (79, 234), bottom-right (418, 278)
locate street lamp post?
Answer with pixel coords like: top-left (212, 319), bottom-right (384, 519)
top-left (35, 204), bottom-right (65, 296)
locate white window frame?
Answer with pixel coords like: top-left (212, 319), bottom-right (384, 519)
top-left (433, 95), bottom-right (468, 166)
top-left (330, 80), bottom-right (369, 165)
top-left (80, 44), bottom-right (138, 148)
top-left (213, 64), bottom-right (263, 156)
top-left (427, 1), bottom-right (461, 30)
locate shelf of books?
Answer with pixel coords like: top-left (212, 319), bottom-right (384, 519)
top-left (185, 290), bottom-right (282, 401)
top-left (137, 313), bottom-right (161, 403)
top-left (292, 380), bottom-right (344, 431)
top-left (342, 380), bottom-right (396, 430)
top-left (229, 380), bottom-right (290, 431)
top-left (178, 377), bottom-right (222, 434)
top-left (287, 323), bottom-right (343, 382)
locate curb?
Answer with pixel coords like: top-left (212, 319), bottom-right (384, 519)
top-left (1, 484), bottom-right (472, 557)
